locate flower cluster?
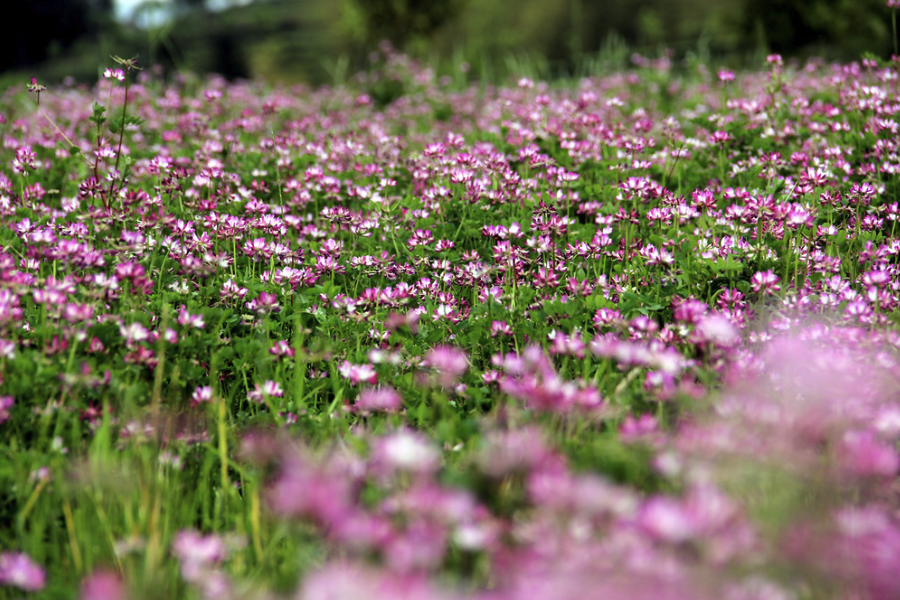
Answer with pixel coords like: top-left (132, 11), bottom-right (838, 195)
top-left (2, 46), bottom-right (900, 599)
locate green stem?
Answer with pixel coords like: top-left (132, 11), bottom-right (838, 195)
top-left (108, 74), bottom-right (131, 205)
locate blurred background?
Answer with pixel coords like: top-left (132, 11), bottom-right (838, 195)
top-left (2, 0), bottom-right (896, 86)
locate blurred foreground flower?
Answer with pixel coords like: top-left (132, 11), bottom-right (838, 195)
top-left (0, 552), bottom-right (46, 591)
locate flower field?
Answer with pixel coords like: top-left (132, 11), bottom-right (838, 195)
top-left (2, 46), bottom-right (900, 599)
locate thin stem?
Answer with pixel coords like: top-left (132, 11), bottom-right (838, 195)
top-left (108, 75), bottom-right (131, 203)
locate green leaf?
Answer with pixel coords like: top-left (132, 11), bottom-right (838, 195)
top-left (90, 102), bottom-right (107, 125)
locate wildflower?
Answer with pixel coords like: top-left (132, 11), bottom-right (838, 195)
top-left (476, 427), bottom-right (552, 478)
top-left (0, 396), bottom-right (12, 424)
top-left (119, 322), bottom-right (151, 344)
top-left (750, 270), bottom-right (781, 295)
top-left (103, 68), bottom-right (125, 81)
top-left (0, 552), bottom-right (46, 591)
top-left (338, 361), bottom-right (378, 385)
top-left (191, 386), bottom-right (214, 407)
top-left (246, 292), bottom-right (280, 314)
top-left (421, 346), bottom-right (468, 388)
top-left (709, 130), bottom-right (731, 144)
top-left (407, 229), bottom-right (433, 249)
top-left (619, 414), bottom-right (661, 444)
top-left (172, 530), bottom-right (226, 584)
top-left (356, 387), bottom-right (402, 413)
top-left (0, 339), bottom-right (15, 359)
top-left (269, 340), bottom-right (295, 359)
top-left (374, 430), bottom-right (440, 474)
top-left (80, 570), bottom-right (124, 600)
top-left (220, 279), bottom-right (248, 303)
top-left (490, 320), bottom-right (513, 337)
top-left (177, 306), bottom-right (205, 329)
top-left (27, 77), bottom-right (46, 104)
top-left (694, 314), bottom-right (739, 347)
top-left (298, 562), bottom-right (449, 600)
top-left (838, 430), bottom-right (899, 478)
top-left (248, 381), bottom-right (284, 403)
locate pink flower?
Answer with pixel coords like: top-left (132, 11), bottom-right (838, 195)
top-left (476, 428), bottom-right (552, 478)
top-left (299, 562), bottom-right (452, 600)
top-left (619, 413), bottom-right (660, 443)
top-left (0, 552), bottom-right (46, 591)
top-left (0, 396), bottom-right (13, 424)
top-left (356, 387), bottom-right (402, 413)
top-left (103, 68), bottom-right (125, 81)
top-left (177, 305), bottom-right (205, 329)
top-left (338, 361), bottom-right (378, 385)
top-left (246, 292), bottom-right (280, 314)
top-left (266, 448), bottom-right (356, 524)
top-left (373, 430), bottom-right (441, 474)
top-left (638, 497), bottom-right (698, 543)
top-left (191, 386), bottom-right (214, 407)
top-left (838, 430), bottom-right (900, 478)
top-left (172, 530), bottom-right (226, 582)
top-left (422, 346), bottom-right (468, 388)
top-left (81, 570), bottom-right (124, 600)
top-left (119, 322), bottom-right (150, 343)
top-left (27, 78), bottom-right (46, 97)
top-left (248, 380), bottom-right (284, 403)
top-left (694, 314), bottom-right (739, 347)
top-left (270, 340), bottom-right (296, 359)
top-left (750, 270), bottom-right (781, 294)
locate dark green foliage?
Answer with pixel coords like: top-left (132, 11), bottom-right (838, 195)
top-left (349, 0), bottom-right (468, 48)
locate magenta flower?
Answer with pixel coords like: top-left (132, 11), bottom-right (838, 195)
top-left (356, 386), bottom-right (402, 413)
top-left (248, 380), bottom-right (284, 403)
top-left (266, 447), bottom-right (356, 524)
top-left (27, 77), bottom-right (46, 94)
top-left (373, 430), bottom-right (441, 475)
top-left (750, 270), bottom-right (781, 294)
top-left (0, 552), bottom-right (46, 591)
top-left (172, 529), bottom-right (226, 568)
top-left (191, 386), bottom-right (214, 407)
top-left (422, 346), bottom-right (468, 388)
top-left (338, 361), bottom-right (378, 385)
top-left (837, 430), bottom-right (900, 479)
top-left (246, 292), bottom-right (280, 314)
top-left (119, 322), bottom-right (150, 344)
top-left (103, 68), bottom-right (125, 81)
top-left (269, 340), bottom-right (295, 359)
top-left (299, 562), bottom-right (452, 600)
top-left (619, 413), bottom-right (660, 443)
top-left (80, 570), bottom-right (124, 600)
top-left (176, 305), bottom-right (205, 329)
top-left (0, 396), bottom-right (12, 424)
top-left (693, 314), bottom-right (739, 347)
